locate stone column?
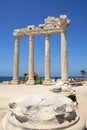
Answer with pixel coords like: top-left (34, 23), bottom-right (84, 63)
top-left (27, 35), bottom-right (34, 85)
top-left (61, 30), bottom-right (68, 81)
top-left (12, 36), bottom-right (20, 84)
top-left (43, 34), bottom-right (51, 85)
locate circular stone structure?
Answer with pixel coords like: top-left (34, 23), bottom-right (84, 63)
top-left (1, 93), bottom-right (86, 130)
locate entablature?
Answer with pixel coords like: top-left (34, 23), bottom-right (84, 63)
top-left (13, 15), bottom-right (70, 37)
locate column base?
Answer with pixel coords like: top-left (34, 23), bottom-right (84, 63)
top-left (10, 79), bottom-right (19, 85)
top-left (43, 79), bottom-right (52, 85)
top-left (61, 76), bottom-right (68, 81)
top-left (61, 78), bottom-right (69, 83)
top-left (26, 79), bottom-right (34, 85)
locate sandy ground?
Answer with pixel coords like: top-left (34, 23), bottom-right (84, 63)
top-left (0, 82), bottom-right (87, 129)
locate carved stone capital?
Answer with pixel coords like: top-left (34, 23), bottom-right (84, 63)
top-left (59, 15), bottom-right (70, 28)
top-left (45, 34), bottom-right (50, 40)
top-left (29, 35), bottom-right (34, 41)
top-left (15, 36), bottom-right (20, 42)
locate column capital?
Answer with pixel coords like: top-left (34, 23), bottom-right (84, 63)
top-left (15, 35), bottom-right (20, 39)
top-left (29, 35), bottom-right (34, 41)
top-left (45, 34), bottom-right (50, 37)
top-left (14, 36), bottom-right (20, 42)
top-left (61, 27), bottom-right (67, 33)
top-left (45, 34), bottom-right (50, 41)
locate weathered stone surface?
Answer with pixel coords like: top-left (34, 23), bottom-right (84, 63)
top-left (1, 92), bottom-right (86, 130)
top-left (48, 80), bottom-right (73, 92)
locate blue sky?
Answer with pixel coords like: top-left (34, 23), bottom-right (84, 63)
top-left (0, 0), bottom-right (87, 77)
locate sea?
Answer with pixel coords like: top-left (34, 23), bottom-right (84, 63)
top-left (0, 76), bottom-right (83, 82)
top-left (0, 76), bottom-right (23, 82)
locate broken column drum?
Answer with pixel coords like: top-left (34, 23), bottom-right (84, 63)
top-left (2, 91), bottom-right (86, 130)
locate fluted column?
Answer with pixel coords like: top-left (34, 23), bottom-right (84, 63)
top-left (27, 35), bottom-right (34, 85)
top-left (43, 34), bottom-right (51, 85)
top-left (61, 30), bottom-right (68, 81)
top-left (12, 36), bottom-right (20, 84)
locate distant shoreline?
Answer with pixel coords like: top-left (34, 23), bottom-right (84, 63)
top-left (0, 76), bottom-right (85, 81)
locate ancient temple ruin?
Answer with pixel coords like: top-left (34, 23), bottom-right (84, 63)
top-left (12, 15), bottom-right (70, 85)
top-left (2, 15), bottom-right (86, 130)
